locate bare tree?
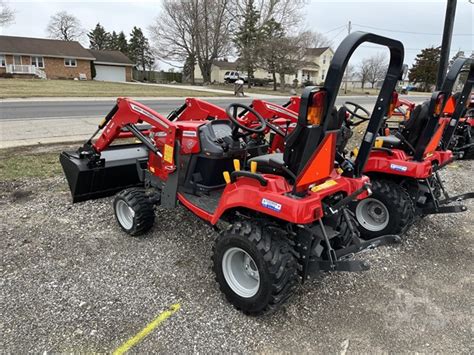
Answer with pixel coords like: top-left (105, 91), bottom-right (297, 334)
top-left (0, 0), bottom-right (15, 26)
top-left (306, 30), bottom-right (332, 48)
top-left (366, 53), bottom-right (388, 88)
top-left (47, 11), bottom-right (85, 41)
top-left (150, 0), bottom-right (232, 84)
top-left (358, 58), bottom-right (372, 89)
top-left (149, 0), bottom-right (197, 83)
top-left (275, 30), bottom-right (315, 88)
top-left (233, 0), bottom-right (303, 32)
top-left (194, 0), bottom-right (234, 84)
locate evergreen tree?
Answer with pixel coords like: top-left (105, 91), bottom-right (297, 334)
top-left (408, 46), bottom-right (441, 92)
top-left (129, 27), bottom-right (155, 78)
top-left (116, 31), bottom-right (128, 54)
top-left (88, 23), bottom-right (110, 50)
top-left (234, 0), bottom-right (261, 88)
top-left (108, 31), bottom-right (119, 50)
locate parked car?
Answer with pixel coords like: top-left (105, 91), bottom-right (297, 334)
top-left (224, 71), bottom-right (248, 83)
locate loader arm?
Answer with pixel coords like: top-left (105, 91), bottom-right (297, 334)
top-left (93, 98), bottom-right (174, 153)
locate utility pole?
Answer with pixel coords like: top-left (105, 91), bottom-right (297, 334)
top-left (344, 21), bottom-right (351, 94)
top-left (436, 0), bottom-right (457, 89)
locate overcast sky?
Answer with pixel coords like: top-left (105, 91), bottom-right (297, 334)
top-left (1, 0), bottom-right (473, 70)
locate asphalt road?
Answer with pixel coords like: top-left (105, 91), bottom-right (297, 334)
top-left (1, 95), bottom-right (428, 120)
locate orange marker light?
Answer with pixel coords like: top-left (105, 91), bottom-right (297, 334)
top-left (434, 94), bottom-right (445, 116)
top-left (387, 91), bottom-right (399, 117)
top-left (307, 91), bottom-right (326, 126)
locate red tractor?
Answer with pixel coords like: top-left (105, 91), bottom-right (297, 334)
top-left (61, 32), bottom-right (404, 315)
top-left (443, 91), bottom-right (474, 159)
top-left (330, 57), bottom-right (474, 238)
top-left (240, 58), bottom-right (474, 239)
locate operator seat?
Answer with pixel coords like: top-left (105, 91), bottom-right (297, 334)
top-left (378, 101), bottom-right (430, 151)
top-left (248, 106), bottom-right (342, 179)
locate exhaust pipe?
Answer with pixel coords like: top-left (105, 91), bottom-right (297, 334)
top-left (60, 143), bottom-right (148, 203)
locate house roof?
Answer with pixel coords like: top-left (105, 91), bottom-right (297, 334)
top-left (88, 49), bottom-right (134, 66)
top-left (0, 35), bottom-right (95, 59)
top-left (306, 47), bottom-right (331, 57)
top-left (212, 60), bottom-right (239, 70)
top-left (299, 61), bottom-right (320, 70)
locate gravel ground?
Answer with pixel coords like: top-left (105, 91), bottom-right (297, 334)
top-left (1, 150), bottom-right (473, 353)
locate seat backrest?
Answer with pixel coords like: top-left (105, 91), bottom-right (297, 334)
top-left (282, 32), bottom-right (404, 190)
top-left (283, 89), bottom-right (337, 177)
top-left (400, 101), bottom-right (430, 148)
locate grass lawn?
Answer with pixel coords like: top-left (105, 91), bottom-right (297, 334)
top-left (0, 149), bottom-right (61, 180)
top-left (0, 79), bottom-right (227, 98)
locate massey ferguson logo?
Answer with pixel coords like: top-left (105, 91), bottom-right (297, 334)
top-left (130, 103), bottom-right (169, 129)
top-left (264, 104), bottom-right (298, 119)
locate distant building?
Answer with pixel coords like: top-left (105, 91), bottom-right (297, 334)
top-left (194, 47), bottom-right (334, 85)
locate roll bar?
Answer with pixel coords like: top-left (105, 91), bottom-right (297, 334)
top-left (318, 31), bottom-right (404, 177)
top-left (440, 58), bottom-right (474, 149)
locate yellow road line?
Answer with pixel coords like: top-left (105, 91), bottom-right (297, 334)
top-left (113, 303), bottom-right (181, 355)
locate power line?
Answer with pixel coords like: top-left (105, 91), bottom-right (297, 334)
top-left (352, 23), bottom-right (473, 36)
top-left (328, 27), bottom-right (347, 43)
top-left (321, 24), bottom-right (347, 35)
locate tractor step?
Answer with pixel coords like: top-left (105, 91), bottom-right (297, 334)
top-left (421, 204), bottom-right (468, 215)
top-left (420, 192), bottom-right (473, 215)
top-left (60, 143), bottom-right (148, 203)
top-left (307, 234), bottom-right (401, 274)
top-left (438, 192), bottom-right (474, 205)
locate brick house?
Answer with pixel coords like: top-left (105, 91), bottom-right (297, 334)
top-left (0, 35), bottom-right (133, 82)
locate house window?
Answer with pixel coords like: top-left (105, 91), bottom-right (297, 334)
top-left (323, 56), bottom-right (326, 64)
top-left (0, 55), bottom-right (5, 67)
top-left (322, 69), bottom-right (325, 80)
top-left (31, 56), bottom-right (44, 68)
top-left (64, 58), bottom-right (77, 67)
top-left (13, 55), bottom-right (22, 65)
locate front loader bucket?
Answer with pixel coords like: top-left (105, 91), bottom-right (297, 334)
top-left (60, 144), bottom-right (148, 203)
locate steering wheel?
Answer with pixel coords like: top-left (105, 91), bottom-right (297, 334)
top-left (343, 101), bottom-right (371, 126)
top-left (226, 103), bottom-right (267, 137)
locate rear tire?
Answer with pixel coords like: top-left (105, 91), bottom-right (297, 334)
top-left (212, 221), bottom-right (298, 315)
top-left (113, 188), bottom-right (155, 236)
top-left (350, 179), bottom-right (415, 239)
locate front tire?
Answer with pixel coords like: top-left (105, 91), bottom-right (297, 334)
top-left (113, 188), bottom-right (155, 236)
top-left (212, 221), bottom-right (298, 315)
top-left (351, 179), bottom-right (415, 239)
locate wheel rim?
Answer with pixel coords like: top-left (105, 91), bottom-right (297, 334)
top-left (115, 200), bottom-right (135, 230)
top-left (222, 247), bottom-right (260, 298)
top-left (355, 198), bottom-right (390, 232)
